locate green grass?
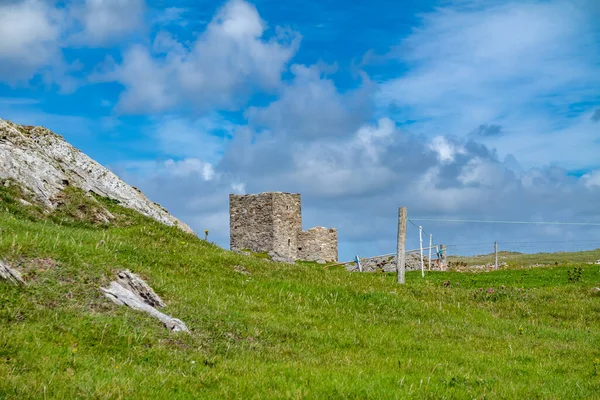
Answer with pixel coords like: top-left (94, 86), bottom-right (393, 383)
top-left (449, 249), bottom-right (600, 268)
top-left (1, 185), bottom-right (600, 399)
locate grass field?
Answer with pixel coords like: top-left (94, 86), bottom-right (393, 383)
top-left (448, 249), bottom-right (600, 268)
top-left (1, 182), bottom-right (600, 399)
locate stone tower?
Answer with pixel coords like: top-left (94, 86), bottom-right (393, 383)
top-left (229, 192), bottom-right (338, 262)
top-left (229, 192), bottom-right (301, 260)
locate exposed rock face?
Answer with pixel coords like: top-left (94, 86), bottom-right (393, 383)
top-left (0, 119), bottom-right (193, 234)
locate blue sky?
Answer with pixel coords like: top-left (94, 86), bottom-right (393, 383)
top-left (1, 0), bottom-right (600, 260)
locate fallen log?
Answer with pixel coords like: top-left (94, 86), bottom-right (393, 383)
top-left (100, 270), bottom-right (188, 333)
top-left (0, 260), bottom-right (26, 286)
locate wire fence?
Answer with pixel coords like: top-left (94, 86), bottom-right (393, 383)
top-left (346, 213), bottom-right (600, 274)
top-left (407, 216), bottom-right (600, 269)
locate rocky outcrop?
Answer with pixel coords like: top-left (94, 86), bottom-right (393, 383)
top-left (0, 119), bottom-right (193, 234)
top-left (101, 270), bottom-right (189, 333)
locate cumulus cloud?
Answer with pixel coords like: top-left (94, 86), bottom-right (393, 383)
top-left (69, 0), bottom-right (147, 46)
top-left (375, 0), bottom-right (600, 168)
top-left (102, 0), bottom-right (301, 113)
top-left (0, 0), bottom-right (148, 85)
top-left (0, 0), bottom-right (64, 83)
top-left (245, 64), bottom-right (373, 139)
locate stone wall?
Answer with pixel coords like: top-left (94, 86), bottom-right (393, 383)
top-left (344, 253), bottom-right (437, 272)
top-left (297, 227), bottom-right (338, 262)
top-left (271, 193), bottom-right (302, 260)
top-left (229, 193), bottom-right (275, 254)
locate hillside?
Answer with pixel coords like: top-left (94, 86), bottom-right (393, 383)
top-left (1, 177), bottom-right (600, 399)
top-left (0, 119), bottom-right (192, 234)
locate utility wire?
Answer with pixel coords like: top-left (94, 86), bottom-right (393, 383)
top-left (447, 239), bottom-right (600, 247)
top-left (407, 218), bottom-right (431, 238)
top-left (410, 218), bottom-right (600, 226)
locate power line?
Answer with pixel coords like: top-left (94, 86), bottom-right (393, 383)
top-left (409, 218), bottom-right (600, 226)
top-left (447, 239), bottom-right (600, 247)
top-left (407, 218), bottom-right (431, 238)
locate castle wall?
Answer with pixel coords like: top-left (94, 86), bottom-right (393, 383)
top-left (229, 193), bottom-right (275, 254)
top-left (297, 227), bottom-right (338, 262)
top-left (271, 193), bottom-right (302, 260)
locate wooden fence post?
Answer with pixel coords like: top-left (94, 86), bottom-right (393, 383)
top-left (397, 207), bottom-right (407, 284)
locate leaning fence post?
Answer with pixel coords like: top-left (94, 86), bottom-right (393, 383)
top-left (355, 255), bottom-right (362, 272)
top-left (396, 207), bottom-right (407, 284)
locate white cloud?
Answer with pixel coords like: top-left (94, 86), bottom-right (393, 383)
top-left (164, 158), bottom-right (215, 181)
top-left (104, 0), bottom-right (301, 113)
top-left (0, 0), bottom-right (64, 82)
top-left (581, 170), bottom-right (600, 189)
top-left (69, 0), bottom-right (146, 46)
top-left (0, 0), bottom-right (148, 85)
top-left (246, 63), bottom-right (373, 139)
top-left (429, 136), bottom-right (463, 163)
top-left (376, 0), bottom-right (600, 168)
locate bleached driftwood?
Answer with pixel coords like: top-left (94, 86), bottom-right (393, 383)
top-left (0, 260), bottom-right (26, 286)
top-left (100, 270), bottom-right (188, 333)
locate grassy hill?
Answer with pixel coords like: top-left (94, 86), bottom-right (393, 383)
top-left (1, 181), bottom-right (600, 399)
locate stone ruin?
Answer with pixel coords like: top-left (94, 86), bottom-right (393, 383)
top-left (229, 192), bottom-right (338, 263)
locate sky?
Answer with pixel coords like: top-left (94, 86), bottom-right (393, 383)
top-left (1, 0), bottom-right (600, 260)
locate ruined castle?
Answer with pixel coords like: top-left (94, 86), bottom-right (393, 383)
top-left (229, 192), bottom-right (338, 262)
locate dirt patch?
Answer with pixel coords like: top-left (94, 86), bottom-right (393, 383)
top-left (9, 258), bottom-right (58, 283)
top-left (232, 265), bottom-right (251, 275)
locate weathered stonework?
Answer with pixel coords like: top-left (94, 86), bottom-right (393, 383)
top-left (229, 192), bottom-right (338, 262)
top-left (271, 193), bottom-right (302, 260)
top-left (298, 227), bottom-right (338, 262)
top-left (229, 192), bottom-right (301, 260)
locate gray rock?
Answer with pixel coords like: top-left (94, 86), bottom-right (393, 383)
top-left (0, 119), bottom-right (193, 234)
top-left (0, 260), bottom-right (26, 286)
top-left (101, 270), bottom-right (188, 333)
top-left (18, 198), bottom-right (32, 206)
top-left (316, 259), bottom-right (326, 264)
